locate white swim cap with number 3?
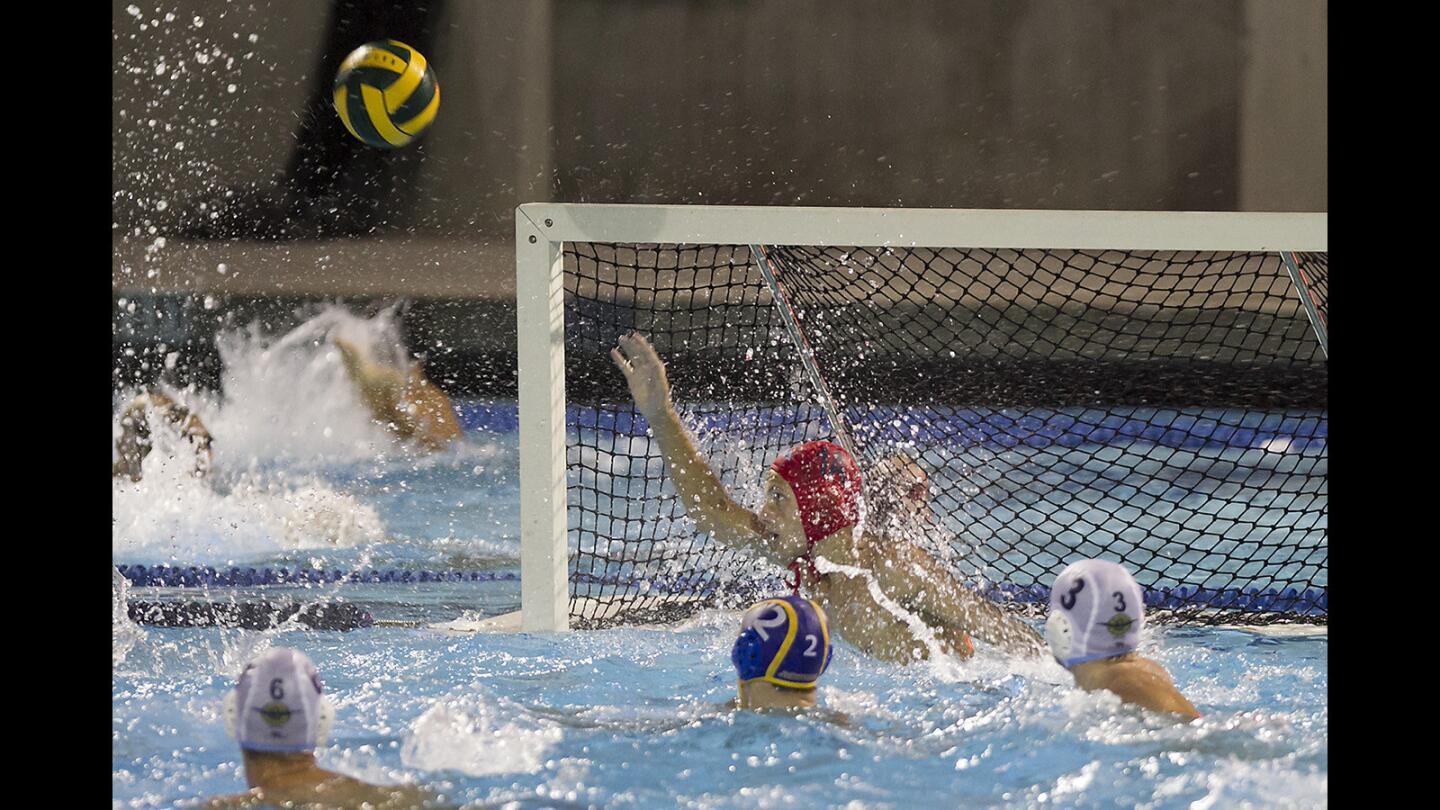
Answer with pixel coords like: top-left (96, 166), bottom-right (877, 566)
top-left (1045, 559), bottom-right (1145, 668)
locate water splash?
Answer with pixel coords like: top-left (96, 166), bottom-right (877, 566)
top-left (811, 556), bottom-right (952, 663)
top-left (113, 566), bottom-right (144, 665)
top-left (110, 307), bottom-right (468, 562)
top-left (210, 305), bottom-right (411, 467)
top-left (401, 689), bottom-right (563, 776)
top-left (112, 456), bottom-right (383, 564)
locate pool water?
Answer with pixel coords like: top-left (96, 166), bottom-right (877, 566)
top-left (112, 318), bottom-right (1326, 807)
top-left (111, 416), bottom-right (1327, 808)
top-left (113, 612), bottom-right (1326, 808)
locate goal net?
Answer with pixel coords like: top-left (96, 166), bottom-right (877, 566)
top-left (515, 206), bottom-right (1327, 630)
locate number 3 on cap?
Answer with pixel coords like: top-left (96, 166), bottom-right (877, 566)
top-left (1060, 578), bottom-right (1085, 610)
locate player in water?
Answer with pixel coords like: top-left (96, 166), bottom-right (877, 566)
top-left (1045, 559), bottom-right (1201, 722)
top-left (863, 452), bottom-right (970, 568)
top-left (205, 648), bottom-right (442, 809)
top-left (731, 595), bottom-right (834, 711)
top-left (611, 331), bottom-right (1044, 662)
top-left (865, 454), bottom-right (933, 532)
top-left (332, 334), bottom-right (463, 451)
top-left (112, 389), bottom-right (213, 482)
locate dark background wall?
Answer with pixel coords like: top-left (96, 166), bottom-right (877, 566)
top-left (113, 0), bottom-right (1326, 241)
top-left (112, 0), bottom-right (1326, 395)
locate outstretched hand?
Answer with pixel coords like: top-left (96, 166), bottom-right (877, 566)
top-left (611, 332), bottom-right (673, 418)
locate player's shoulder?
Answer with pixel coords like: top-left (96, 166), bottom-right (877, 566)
top-left (862, 529), bottom-right (940, 568)
top-left (1099, 656), bottom-right (1175, 691)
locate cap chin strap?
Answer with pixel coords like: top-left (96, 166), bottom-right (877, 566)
top-left (786, 556), bottom-right (822, 594)
top-left (223, 690), bottom-right (335, 750)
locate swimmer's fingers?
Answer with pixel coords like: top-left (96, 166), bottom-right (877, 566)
top-left (621, 331), bottom-right (661, 362)
top-left (615, 333), bottom-right (662, 374)
top-left (610, 346), bottom-right (633, 376)
top-left (614, 333), bottom-right (672, 414)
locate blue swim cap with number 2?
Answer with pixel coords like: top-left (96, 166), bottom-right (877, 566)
top-left (732, 595), bottom-right (833, 689)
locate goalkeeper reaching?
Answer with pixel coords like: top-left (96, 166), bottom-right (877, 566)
top-left (611, 332), bottom-right (1044, 663)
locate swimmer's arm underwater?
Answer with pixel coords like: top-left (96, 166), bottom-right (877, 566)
top-left (884, 542), bottom-right (1046, 656)
top-left (611, 332), bottom-right (780, 562)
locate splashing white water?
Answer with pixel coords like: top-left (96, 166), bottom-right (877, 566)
top-left (113, 566), bottom-right (144, 665)
top-left (111, 306), bottom-right (435, 562)
top-left (112, 457), bottom-right (384, 563)
top-left (812, 555), bottom-right (951, 661)
top-left (401, 689), bottom-right (563, 776)
top-left (209, 305), bottom-right (412, 467)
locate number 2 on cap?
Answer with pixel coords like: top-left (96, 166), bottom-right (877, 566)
top-left (749, 605), bottom-right (787, 641)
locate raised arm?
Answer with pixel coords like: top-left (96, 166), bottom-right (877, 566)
top-left (611, 333), bottom-right (775, 557)
top-left (333, 336), bottom-right (403, 397)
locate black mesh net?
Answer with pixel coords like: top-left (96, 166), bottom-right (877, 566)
top-left (563, 243), bottom-right (1327, 628)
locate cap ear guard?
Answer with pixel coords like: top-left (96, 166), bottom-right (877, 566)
top-left (223, 689), bottom-right (239, 739)
top-left (313, 695), bottom-right (334, 748)
top-left (1045, 611), bottom-right (1074, 666)
top-left (731, 628), bottom-right (769, 684)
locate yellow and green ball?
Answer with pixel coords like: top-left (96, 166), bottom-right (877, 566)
top-left (332, 40), bottom-right (439, 149)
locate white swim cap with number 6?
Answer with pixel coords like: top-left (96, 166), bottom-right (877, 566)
top-left (223, 647), bottom-right (334, 753)
top-left (1045, 559), bottom-right (1145, 668)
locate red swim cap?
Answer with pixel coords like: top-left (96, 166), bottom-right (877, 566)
top-left (770, 440), bottom-right (862, 556)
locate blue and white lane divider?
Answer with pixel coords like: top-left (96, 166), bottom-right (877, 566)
top-left (115, 565), bottom-right (1325, 615)
top-left (116, 564), bottom-right (520, 587)
top-left (456, 403), bottom-right (1328, 453)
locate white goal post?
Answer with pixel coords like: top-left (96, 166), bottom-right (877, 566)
top-left (513, 204), bottom-right (1328, 632)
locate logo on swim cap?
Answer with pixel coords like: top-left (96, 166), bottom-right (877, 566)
top-left (257, 701), bottom-right (293, 728)
top-left (1104, 613), bottom-right (1135, 638)
top-left (224, 647), bottom-right (335, 753)
top-left (770, 440), bottom-right (861, 553)
top-left (731, 596), bottom-right (833, 690)
top-left (1046, 559), bottom-right (1145, 668)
